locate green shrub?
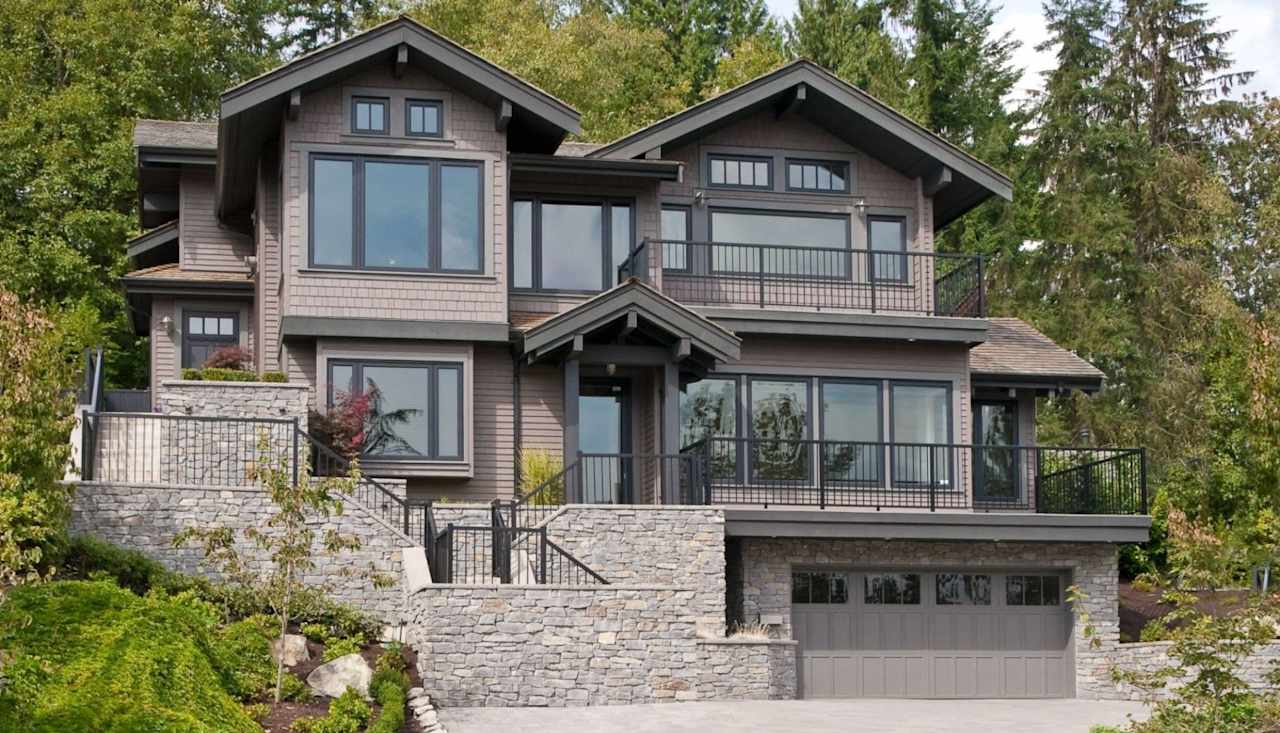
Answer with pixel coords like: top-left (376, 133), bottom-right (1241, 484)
top-left (261, 371), bottom-right (288, 383)
top-left (182, 368), bottom-right (203, 380)
top-left (209, 615), bottom-right (276, 700)
top-left (244, 703), bottom-right (270, 723)
top-left (321, 634), bottom-right (365, 662)
top-left (290, 689), bottom-right (370, 733)
top-left (55, 535), bottom-right (191, 596)
top-left (300, 622), bottom-right (329, 643)
top-left (279, 672), bottom-right (312, 702)
top-left (367, 668), bottom-right (410, 733)
top-left (0, 580), bottom-right (260, 733)
top-left (374, 646), bottom-right (407, 674)
top-left (1139, 618), bottom-right (1171, 642)
top-left (289, 589), bottom-right (381, 640)
top-left (519, 449), bottom-right (564, 504)
top-left (199, 368), bottom-right (257, 382)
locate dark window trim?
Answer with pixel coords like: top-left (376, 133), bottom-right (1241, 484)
top-left (660, 204), bottom-right (693, 273)
top-left (785, 158), bottom-right (851, 194)
top-left (307, 153), bottom-right (484, 275)
top-left (405, 98), bottom-right (444, 138)
top-left (326, 358), bottom-right (465, 462)
top-left (181, 310), bottom-right (239, 369)
top-left (706, 153), bottom-right (773, 190)
top-left (508, 195), bottom-right (636, 294)
top-left (888, 379), bottom-right (955, 489)
top-left (707, 207), bottom-right (853, 280)
top-left (867, 214), bottom-right (908, 284)
top-left (351, 96), bottom-right (390, 135)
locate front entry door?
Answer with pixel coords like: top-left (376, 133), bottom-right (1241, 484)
top-left (579, 379), bottom-right (632, 503)
top-left (973, 400), bottom-right (1019, 504)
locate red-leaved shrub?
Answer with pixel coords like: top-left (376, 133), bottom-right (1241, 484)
top-left (202, 345), bottom-right (252, 371)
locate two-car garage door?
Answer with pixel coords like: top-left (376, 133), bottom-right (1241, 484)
top-left (793, 570), bottom-right (1072, 699)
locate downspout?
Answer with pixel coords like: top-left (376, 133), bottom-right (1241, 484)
top-left (511, 346), bottom-right (522, 492)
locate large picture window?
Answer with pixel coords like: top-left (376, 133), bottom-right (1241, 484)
top-left (327, 360), bottom-right (464, 460)
top-left (749, 377), bottom-right (810, 481)
top-left (510, 198), bottom-right (633, 292)
top-left (182, 312), bottom-right (238, 369)
top-left (709, 209), bottom-right (850, 277)
top-left (679, 377), bottom-right (738, 479)
top-left (891, 382), bottom-right (952, 486)
top-left (868, 215), bottom-right (907, 282)
top-left (821, 380), bottom-right (882, 484)
top-left (308, 154), bottom-right (483, 273)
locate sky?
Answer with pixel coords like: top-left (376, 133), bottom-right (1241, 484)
top-left (763, 0), bottom-right (1280, 102)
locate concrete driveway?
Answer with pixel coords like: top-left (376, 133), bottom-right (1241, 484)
top-left (440, 699), bottom-right (1148, 733)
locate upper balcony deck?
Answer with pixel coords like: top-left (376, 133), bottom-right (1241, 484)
top-left (618, 239), bottom-right (985, 318)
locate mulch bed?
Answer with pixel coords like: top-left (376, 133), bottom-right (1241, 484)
top-left (1119, 581), bottom-right (1255, 642)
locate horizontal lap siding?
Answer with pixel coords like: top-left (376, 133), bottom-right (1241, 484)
top-left (470, 345), bottom-right (515, 499)
top-left (519, 364), bottom-right (564, 458)
top-left (282, 66), bottom-right (508, 325)
top-left (180, 168), bottom-right (253, 272)
top-left (259, 150), bottom-right (284, 372)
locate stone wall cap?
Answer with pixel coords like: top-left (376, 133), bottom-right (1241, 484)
top-left (697, 638), bottom-right (799, 646)
top-left (76, 480), bottom-right (263, 492)
top-left (562, 504), bottom-right (725, 513)
top-left (160, 379), bottom-right (310, 389)
top-left (416, 584), bottom-right (697, 593)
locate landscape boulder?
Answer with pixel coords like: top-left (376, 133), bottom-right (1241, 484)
top-left (306, 653), bottom-right (372, 698)
top-left (271, 634), bottom-right (310, 667)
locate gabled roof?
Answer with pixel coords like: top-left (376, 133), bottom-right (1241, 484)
top-left (217, 15), bottom-right (581, 222)
top-left (521, 279), bottom-right (741, 365)
top-left (126, 221), bottom-right (179, 261)
top-left (133, 120), bottom-right (217, 154)
top-left (970, 318), bottom-right (1104, 391)
top-left (590, 61), bottom-right (1013, 229)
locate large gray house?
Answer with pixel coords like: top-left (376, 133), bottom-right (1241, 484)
top-left (84, 16), bottom-right (1151, 705)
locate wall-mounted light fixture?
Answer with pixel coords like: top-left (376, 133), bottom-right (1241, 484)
top-left (159, 315), bottom-right (174, 335)
top-left (854, 197), bottom-right (868, 219)
top-left (606, 363), bottom-right (617, 377)
top-left (693, 190), bottom-right (705, 208)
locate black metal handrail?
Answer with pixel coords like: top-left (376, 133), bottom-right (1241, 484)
top-left (619, 238), bottom-right (985, 317)
top-left (302, 429), bottom-right (430, 544)
top-left (700, 437), bottom-right (1147, 514)
top-left (436, 524), bottom-right (608, 585)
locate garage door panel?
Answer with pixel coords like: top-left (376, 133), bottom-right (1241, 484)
top-left (795, 569), bottom-right (1072, 700)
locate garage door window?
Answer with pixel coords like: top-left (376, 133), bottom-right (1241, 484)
top-left (793, 572), bottom-right (848, 604)
top-left (864, 573), bottom-right (921, 604)
top-left (935, 573), bottom-right (991, 605)
top-left (1007, 575), bottom-right (1060, 606)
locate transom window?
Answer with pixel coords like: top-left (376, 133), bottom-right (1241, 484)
top-left (510, 198), bottom-right (633, 292)
top-left (406, 99), bottom-right (443, 137)
top-left (1006, 575), bottom-right (1061, 606)
top-left (936, 573), bottom-right (992, 605)
top-left (787, 159), bottom-right (848, 193)
top-left (182, 312), bottom-right (238, 369)
top-left (708, 154), bottom-right (771, 189)
top-left (309, 154), bottom-right (482, 273)
top-left (793, 571), bottom-right (848, 604)
top-left (327, 360), bottom-right (464, 460)
top-left (864, 573), bottom-right (922, 604)
top-left (351, 97), bottom-right (389, 134)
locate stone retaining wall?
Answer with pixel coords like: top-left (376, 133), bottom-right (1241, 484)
top-left (156, 380), bottom-right (310, 427)
top-left (71, 481), bottom-right (411, 620)
top-left (406, 585), bottom-right (796, 707)
top-left (1100, 640), bottom-right (1280, 701)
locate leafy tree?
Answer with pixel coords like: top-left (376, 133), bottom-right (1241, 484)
top-left (0, 290), bottom-right (84, 585)
top-left (279, 0), bottom-right (383, 54)
top-left (175, 440), bottom-right (391, 703)
top-left (786, 0), bottom-right (909, 106)
top-left (0, 0), bottom-right (278, 388)
top-left (608, 0), bottom-right (780, 103)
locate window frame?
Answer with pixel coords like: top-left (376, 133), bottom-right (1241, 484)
top-left (326, 359), bottom-right (465, 462)
top-left (818, 378), bottom-right (884, 486)
top-left (888, 379), bottom-right (955, 489)
top-left (862, 572), bottom-right (923, 605)
top-left (706, 207), bottom-right (853, 280)
top-left (935, 572), bottom-right (993, 606)
top-left (867, 214), bottom-right (909, 284)
top-left (660, 204), bottom-right (693, 273)
top-left (508, 195), bottom-right (636, 294)
top-left (351, 96), bottom-right (390, 135)
top-left (785, 158), bottom-right (850, 194)
top-left (746, 375), bottom-right (813, 484)
top-left (1006, 574), bottom-right (1062, 607)
top-left (405, 99), bottom-right (444, 138)
top-left (792, 571), bottom-right (849, 605)
top-left (307, 153), bottom-right (484, 275)
top-left (706, 153), bottom-right (773, 190)
top-left (181, 310), bottom-right (240, 369)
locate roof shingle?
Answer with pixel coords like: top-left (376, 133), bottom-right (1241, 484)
top-left (133, 119), bottom-right (217, 152)
top-left (970, 318), bottom-right (1104, 385)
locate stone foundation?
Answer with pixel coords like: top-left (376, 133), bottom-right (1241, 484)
top-left (71, 481), bottom-right (411, 620)
top-left (156, 379), bottom-right (310, 426)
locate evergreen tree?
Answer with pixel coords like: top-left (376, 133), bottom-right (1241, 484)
top-left (279, 0), bottom-right (383, 54)
top-left (786, 0), bottom-right (908, 106)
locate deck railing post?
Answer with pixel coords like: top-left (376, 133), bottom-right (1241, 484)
top-left (928, 446), bottom-right (937, 512)
top-left (291, 418), bottom-right (300, 487)
top-left (539, 527), bottom-right (549, 584)
top-left (818, 441), bottom-right (826, 510)
top-left (757, 246), bottom-right (765, 308)
top-left (703, 441), bottom-right (713, 505)
top-left (869, 252), bottom-right (878, 313)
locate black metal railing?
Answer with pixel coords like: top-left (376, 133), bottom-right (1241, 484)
top-left (618, 239), bottom-right (985, 317)
top-left (304, 430), bottom-right (430, 544)
top-left (699, 438), bottom-right (1146, 514)
top-left (103, 389), bottom-right (152, 413)
top-left (432, 524), bottom-right (608, 585)
top-left (80, 412), bottom-right (298, 486)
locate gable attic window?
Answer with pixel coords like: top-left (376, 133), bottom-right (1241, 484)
top-left (352, 96), bottom-right (389, 134)
top-left (707, 154), bottom-right (771, 189)
top-left (406, 99), bottom-right (443, 137)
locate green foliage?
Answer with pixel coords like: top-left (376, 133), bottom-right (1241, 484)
top-left (290, 689), bottom-right (371, 733)
top-left (519, 449), bottom-right (565, 503)
top-left (244, 703), bottom-right (270, 723)
top-left (320, 634), bottom-right (365, 662)
top-left (301, 622), bottom-right (330, 642)
top-left (279, 672), bottom-right (312, 702)
top-left (1139, 618), bottom-right (1171, 642)
top-left (262, 371), bottom-right (289, 383)
top-left (181, 368), bottom-right (259, 382)
top-left (374, 646), bottom-right (408, 675)
top-left (0, 290), bottom-right (83, 584)
top-left (209, 615), bottom-right (277, 701)
top-left (0, 580), bottom-right (261, 733)
top-left (367, 667), bottom-right (410, 733)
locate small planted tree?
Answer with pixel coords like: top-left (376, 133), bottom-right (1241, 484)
top-left (175, 434), bottom-right (392, 703)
